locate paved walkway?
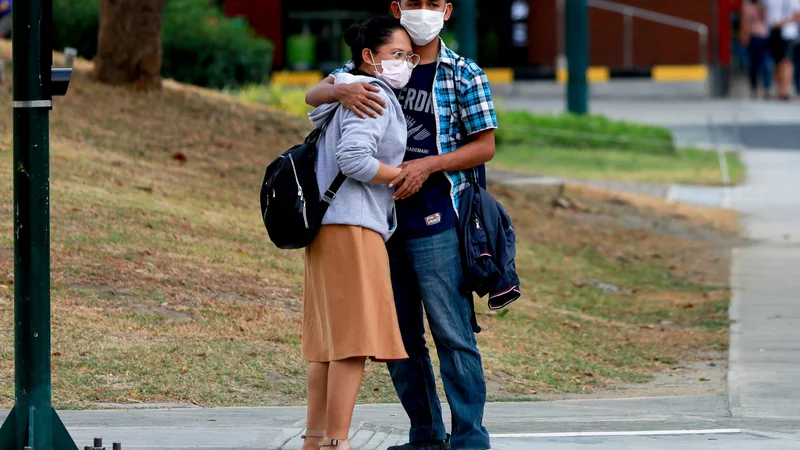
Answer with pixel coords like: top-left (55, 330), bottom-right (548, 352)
top-left (729, 150), bottom-right (800, 428)
top-left (496, 96), bottom-right (800, 127)
top-left (0, 395), bottom-right (789, 449)
top-left (485, 167), bottom-right (734, 209)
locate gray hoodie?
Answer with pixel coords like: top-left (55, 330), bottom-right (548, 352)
top-left (308, 73), bottom-right (407, 241)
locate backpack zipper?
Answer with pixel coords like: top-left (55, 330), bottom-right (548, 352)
top-left (263, 189), bottom-right (275, 223)
top-left (288, 156), bottom-right (310, 229)
top-left (300, 193), bottom-right (309, 229)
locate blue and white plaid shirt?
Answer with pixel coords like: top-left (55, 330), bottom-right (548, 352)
top-left (333, 40), bottom-right (498, 214)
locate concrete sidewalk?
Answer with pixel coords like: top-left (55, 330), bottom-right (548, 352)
top-left (494, 96), bottom-right (800, 127)
top-left (485, 167), bottom-right (735, 209)
top-left (5, 395), bottom-right (799, 449)
top-left (728, 150), bottom-right (800, 429)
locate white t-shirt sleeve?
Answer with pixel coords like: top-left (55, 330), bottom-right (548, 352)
top-left (787, 0), bottom-right (800, 39)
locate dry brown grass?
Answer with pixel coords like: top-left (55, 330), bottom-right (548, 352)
top-left (0, 45), bottom-right (738, 407)
top-left (566, 183), bottom-right (740, 234)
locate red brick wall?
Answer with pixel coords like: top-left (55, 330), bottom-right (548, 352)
top-left (528, 0), bottom-right (559, 68)
top-left (225, 0), bottom-right (284, 66)
top-left (528, 0), bottom-right (717, 68)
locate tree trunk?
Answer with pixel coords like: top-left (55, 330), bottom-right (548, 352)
top-left (93, 0), bottom-right (167, 89)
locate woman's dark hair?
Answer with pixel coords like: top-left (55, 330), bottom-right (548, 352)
top-left (344, 17), bottom-right (405, 68)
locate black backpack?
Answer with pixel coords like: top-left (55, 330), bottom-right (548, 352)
top-left (260, 113), bottom-right (346, 249)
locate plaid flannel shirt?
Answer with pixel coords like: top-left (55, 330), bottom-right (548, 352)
top-left (333, 40), bottom-right (498, 213)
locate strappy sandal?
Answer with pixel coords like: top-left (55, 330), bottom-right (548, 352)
top-left (320, 437), bottom-right (352, 450)
top-left (300, 429), bottom-right (325, 449)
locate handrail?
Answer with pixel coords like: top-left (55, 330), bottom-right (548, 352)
top-left (581, 0), bottom-right (710, 68)
top-left (589, 0), bottom-right (708, 34)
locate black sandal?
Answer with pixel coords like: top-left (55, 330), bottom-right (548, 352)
top-left (320, 437), bottom-right (352, 449)
top-left (301, 429), bottom-right (325, 447)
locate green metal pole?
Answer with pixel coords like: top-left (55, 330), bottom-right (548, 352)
top-left (565, 0), bottom-right (589, 115)
top-left (455, 0), bottom-right (478, 60)
top-left (0, 1), bottom-right (77, 448)
top-left (9, 0), bottom-right (53, 447)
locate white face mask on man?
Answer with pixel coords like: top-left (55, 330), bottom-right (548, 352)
top-left (369, 51), bottom-right (414, 90)
top-left (399, 7), bottom-right (446, 46)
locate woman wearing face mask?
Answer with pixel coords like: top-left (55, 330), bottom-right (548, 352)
top-left (309, 2), bottom-right (499, 450)
top-left (300, 16), bottom-right (418, 450)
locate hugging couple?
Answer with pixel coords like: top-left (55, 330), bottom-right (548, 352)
top-left (299, 1), bottom-right (497, 449)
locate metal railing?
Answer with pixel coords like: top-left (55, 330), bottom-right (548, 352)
top-left (557, 0), bottom-right (710, 69)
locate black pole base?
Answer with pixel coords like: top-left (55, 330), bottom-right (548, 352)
top-left (709, 64), bottom-right (732, 98)
top-left (0, 406), bottom-right (79, 450)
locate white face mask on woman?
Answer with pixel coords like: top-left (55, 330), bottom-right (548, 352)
top-left (369, 51), bottom-right (414, 90)
top-left (399, 7), bottom-right (446, 46)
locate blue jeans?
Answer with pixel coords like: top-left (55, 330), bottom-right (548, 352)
top-left (748, 36), bottom-right (773, 92)
top-left (386, 228), bottom-right (491, 450)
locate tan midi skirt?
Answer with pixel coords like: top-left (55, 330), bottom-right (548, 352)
top-left (302, 225), bottom-right (408, 363)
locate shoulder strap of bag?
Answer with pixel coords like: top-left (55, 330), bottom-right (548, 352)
top-left (308, 104), bottom-right (347, 205)
top-left (322, 172), bottom-right (347, 204)
top-left (306, 104), bottom-right (342, 143)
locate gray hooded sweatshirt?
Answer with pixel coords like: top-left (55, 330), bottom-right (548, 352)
top-left (308, 73), bottom-right (407, 242)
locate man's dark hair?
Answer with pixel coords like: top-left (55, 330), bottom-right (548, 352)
top-left (390, 0), bottom-right (453, 5)
top-left (344, 17), bottom-right (405, 68)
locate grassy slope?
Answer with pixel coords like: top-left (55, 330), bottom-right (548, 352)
top-left (492, 146), bottom-right (746, 186)
top-left (492, 111), bottom-right (745, 185)
top-left (0, 64), bottom-right (734, 408)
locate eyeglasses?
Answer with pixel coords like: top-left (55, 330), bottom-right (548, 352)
top-left (384, 51), bottom-right (421, 68)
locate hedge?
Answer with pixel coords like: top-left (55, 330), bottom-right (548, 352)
top-left (496, 110), bottom-right (676, 155)
top-left (53, 0), bottom-right (274, 89)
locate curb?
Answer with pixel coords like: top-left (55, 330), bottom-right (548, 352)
top-left (727, 236), bottom-right (744, 421)
top-left (269, 65), bottom-right (709, 87)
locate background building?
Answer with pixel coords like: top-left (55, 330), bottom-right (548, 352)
top-left (222, 0), bottom-right (731, 80)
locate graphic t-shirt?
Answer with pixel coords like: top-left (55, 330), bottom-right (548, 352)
top-left (395, 62), bottom-right (457, 239)
top-left (0, 0), bottom-right (10, 18)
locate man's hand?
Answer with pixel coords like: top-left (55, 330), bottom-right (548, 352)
top-left (335, 82), bottom-right (387, 119)
top-left (390, 158), bottom-right (438, 200)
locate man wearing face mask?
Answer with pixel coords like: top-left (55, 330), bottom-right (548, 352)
top-left (306, 2), bottom-right (497, 450)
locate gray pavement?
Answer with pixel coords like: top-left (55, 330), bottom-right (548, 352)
top-left (5, 395), bottom-right (800, 449)
top-left (728, 150), bottom-right (800, 431)
top-left (496, 96), bottom-right (800, 127)
top-left (492, 80), bottom-right (709, 101)
top-left (485, 167), bottom-right (735, 209)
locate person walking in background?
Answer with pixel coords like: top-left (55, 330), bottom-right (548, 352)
top-left (765, 0), bottom-right (800, 99)
top-left (772, 2), bottom-right (800, 95)
top-left (741, 0), bottom-right (774, 98)
top-left (0, 0), bottom-right (11, 39)
top-left (300, 17), bottom-right (416, 450)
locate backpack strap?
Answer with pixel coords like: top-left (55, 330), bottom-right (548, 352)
top-left (309, 104), bottom-right (347, 205)
top-left (322, 172), bottom-right (347, 204)
top-left (305, 127), bottom-right (323, 144)
top-left (307, 104), bottom-right (343, 144)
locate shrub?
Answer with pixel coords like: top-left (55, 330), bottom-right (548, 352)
top-left (53, 0), bottom-right (100, 60)
top-left (496, 110), bottom-right (676, 155)
top-left (161, 0), bottom-right (273, 89)
top-left (52, 0), bottom-right (273, 89)
top-left (234, 84), bottom-right (312, 117)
